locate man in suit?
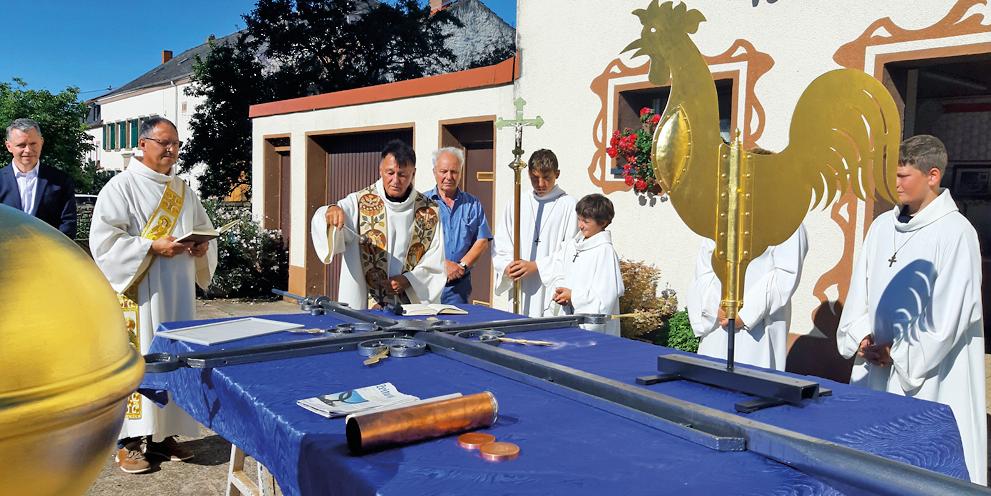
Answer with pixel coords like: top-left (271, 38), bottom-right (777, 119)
top-left (1, 118), bottom-right (76, 237)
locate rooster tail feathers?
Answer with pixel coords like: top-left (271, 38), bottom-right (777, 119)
top-left (777, 69), bottom-right (901, 208)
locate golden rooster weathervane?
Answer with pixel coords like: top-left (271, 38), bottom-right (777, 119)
top-left (626, 0), bottom-right (901, 370)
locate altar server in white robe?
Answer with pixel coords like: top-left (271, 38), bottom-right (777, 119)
top-left (90, 117), bottom-right (217, 473)
top-left (547, 194), bottom-right (625, 335)
top-left (837, 135), bottom-right (986, 484)
top-left (312, 140), bottom-right (446, 309)
top-left (687, 225), bottom-right (808, 371)
top-left (493, 149), bottom-right (578, 317)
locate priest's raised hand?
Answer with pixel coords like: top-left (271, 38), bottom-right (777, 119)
top-left (325, 205), bottom-right (346, 228)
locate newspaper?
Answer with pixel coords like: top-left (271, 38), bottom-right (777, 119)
top-left (297, 382), bottom-right (419, 418)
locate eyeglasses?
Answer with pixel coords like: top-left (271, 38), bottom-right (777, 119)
top-left (142, 137), bottom-right (183, 150)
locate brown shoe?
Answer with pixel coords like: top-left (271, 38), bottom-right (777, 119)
top-left (147, 436), bottom-right (194, 462)
top-left (115, 440), bottom-right (151, 474)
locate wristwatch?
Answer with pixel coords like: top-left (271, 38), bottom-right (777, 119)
top-left (457, 261), bottom-right (469, 271)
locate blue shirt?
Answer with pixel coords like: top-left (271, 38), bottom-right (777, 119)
top-left (427, 187), bottom-right (493, 303)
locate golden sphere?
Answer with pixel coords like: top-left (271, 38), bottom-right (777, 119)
top-left (0, 204), bottom-right (144, 495)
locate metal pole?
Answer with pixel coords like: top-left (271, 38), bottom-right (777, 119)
top-left (726, 318), bottom-right (735, 371)
top-left (511, 126), bottom-right (525, 315)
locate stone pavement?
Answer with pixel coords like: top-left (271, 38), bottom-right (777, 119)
top-left (86, 298), bottom-right (295, 496)
top-left (86, 298), bottom-right (991, 493)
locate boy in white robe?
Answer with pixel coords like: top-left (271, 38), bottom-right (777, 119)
top-left (90, 117), bottom-right (217, 473)
top-left (493, 149), bottom-right (578, 316)
top-left (837, 135), bottom-right (986, 484)
top-left (547, 194), bottom-right (625, 335)
top-left (312, 140), bottom-right (446, 309)
top-left (686, 225), bottom-right (808, 370)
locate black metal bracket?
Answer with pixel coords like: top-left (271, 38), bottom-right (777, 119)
top-left (634, 354), bottom-right (826, 413)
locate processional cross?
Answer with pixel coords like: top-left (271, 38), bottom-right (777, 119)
top-left (496, 97), bottom-right (544, 314)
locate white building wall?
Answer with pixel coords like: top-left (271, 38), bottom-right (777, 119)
top-left (252, 84), bottom-right (516, 270)
top-left (511, 0), bottom-right (985, 338)
top-left (96, 81), bottom-right (207, 192)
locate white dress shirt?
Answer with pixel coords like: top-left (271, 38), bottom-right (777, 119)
top-left (12, 162), bottom-right (40, 215)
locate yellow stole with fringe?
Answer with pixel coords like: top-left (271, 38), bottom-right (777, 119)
top-left (119, 177), bottom-right (185, 420)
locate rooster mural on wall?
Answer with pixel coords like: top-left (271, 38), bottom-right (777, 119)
top-left (624, 0), bottom-right (901, 329)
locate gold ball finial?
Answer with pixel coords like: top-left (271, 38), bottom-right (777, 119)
top-left (0, 205), bottom-right (144, 495)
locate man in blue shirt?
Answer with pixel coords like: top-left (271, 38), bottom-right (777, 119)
top-left (427, 147), bottom-right (493, 304)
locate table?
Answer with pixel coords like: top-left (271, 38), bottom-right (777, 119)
top-left (142, 305), bottom-right (969, 495)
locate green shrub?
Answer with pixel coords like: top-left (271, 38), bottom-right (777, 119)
top-left (202, 199), bottom-right (288, 299)
top-left (656, 310), bottom-right (699, 353)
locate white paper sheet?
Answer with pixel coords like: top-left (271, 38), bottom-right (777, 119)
top-left (158, 317), bottom-right (303, 346)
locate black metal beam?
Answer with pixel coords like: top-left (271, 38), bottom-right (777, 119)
top-left (656, 354), bottom-right (822, 405)
top-left (144, 331), bottom-right (401, 372)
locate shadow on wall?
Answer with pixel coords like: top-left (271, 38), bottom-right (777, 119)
top-left (786, 300), bottom-right (854, 383)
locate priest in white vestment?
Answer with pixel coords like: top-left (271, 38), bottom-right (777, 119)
top-left (493, 149), bottom-right (578, 317)
top-left (89, 117), bottom-right (217, 473)
top-left (546, 194), bottom-right (625, 335)
top-left (311, 140), bottom-right (446, 309)
top-left (687, 225), bottom-right (808, 370)
top-left (837, 135), bottom-right (986, 484)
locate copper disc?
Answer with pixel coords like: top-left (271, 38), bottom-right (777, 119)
top-left (457, 432), bottom-right (496, 450)
top-left (479, 441), bottom-right (520, 462)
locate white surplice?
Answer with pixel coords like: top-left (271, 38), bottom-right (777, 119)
top-left (492, 185), bottom-right (578, 317)
top-left (311, 180), bottom-right (446, 309)
top-left (687, 225), bottom-right (808, 371)
top-left (545, 230), bottom-right (625, 335)
top-left (89, 157), bottom-right (218, 441)
top-left (837, 189), bottom-right (986, 484)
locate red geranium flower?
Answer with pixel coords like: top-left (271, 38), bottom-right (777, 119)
top-left (639, 107), bottom-right (651, 117)
top-left (634, 178), bottom-right (647, 191)
top-left (624, 175), bottom-right (634, 186)
top-left (650, 114), bottom-right (661, 125)
top-left (606, 147), bottom-right (617, 158)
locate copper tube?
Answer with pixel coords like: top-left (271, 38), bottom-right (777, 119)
top-left (346, 392), bottom-right (498, 453)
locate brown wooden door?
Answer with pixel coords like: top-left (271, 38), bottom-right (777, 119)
top-left (440, 121), bottom-right (495, 305)
top-left (279, 152), bottom-right (291, 246)
top-left (316, 129), bottom-right (413, 300)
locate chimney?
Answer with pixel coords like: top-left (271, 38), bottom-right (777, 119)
top-left (162, 50), bottom-right (173, 64)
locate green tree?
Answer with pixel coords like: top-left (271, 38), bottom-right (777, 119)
top-left (0, 79), bottom-right (94, 185)
top-left (179, 35), bottom-right (288, 199)
top-left (180, 0), bottom-right (462, 199)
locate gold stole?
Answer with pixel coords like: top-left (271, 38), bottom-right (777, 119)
top-left (120, 177), bottom-right (185, 420)
top-left (356, 184), bottom-right (439, 306)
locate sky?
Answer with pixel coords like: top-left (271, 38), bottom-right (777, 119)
top-left (0, 0), bottom-right (517, 97)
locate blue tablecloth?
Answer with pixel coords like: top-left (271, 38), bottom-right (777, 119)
top-left (142, 305), bottom-right (968, 495)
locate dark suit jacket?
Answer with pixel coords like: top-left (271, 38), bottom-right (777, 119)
top-left (0, 164), bottom-right (77, 237)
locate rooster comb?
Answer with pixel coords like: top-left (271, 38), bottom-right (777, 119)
top-left (632, 0), bottom-right (706, 35)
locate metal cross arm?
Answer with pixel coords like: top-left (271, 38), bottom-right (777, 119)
top-left (495, 97), bottom-right (545, 132)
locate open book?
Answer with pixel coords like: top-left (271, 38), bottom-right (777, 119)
top-left (175, 219), bottom-right (238, 244)
top-left (400, 303), bottom-right (468, 316)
